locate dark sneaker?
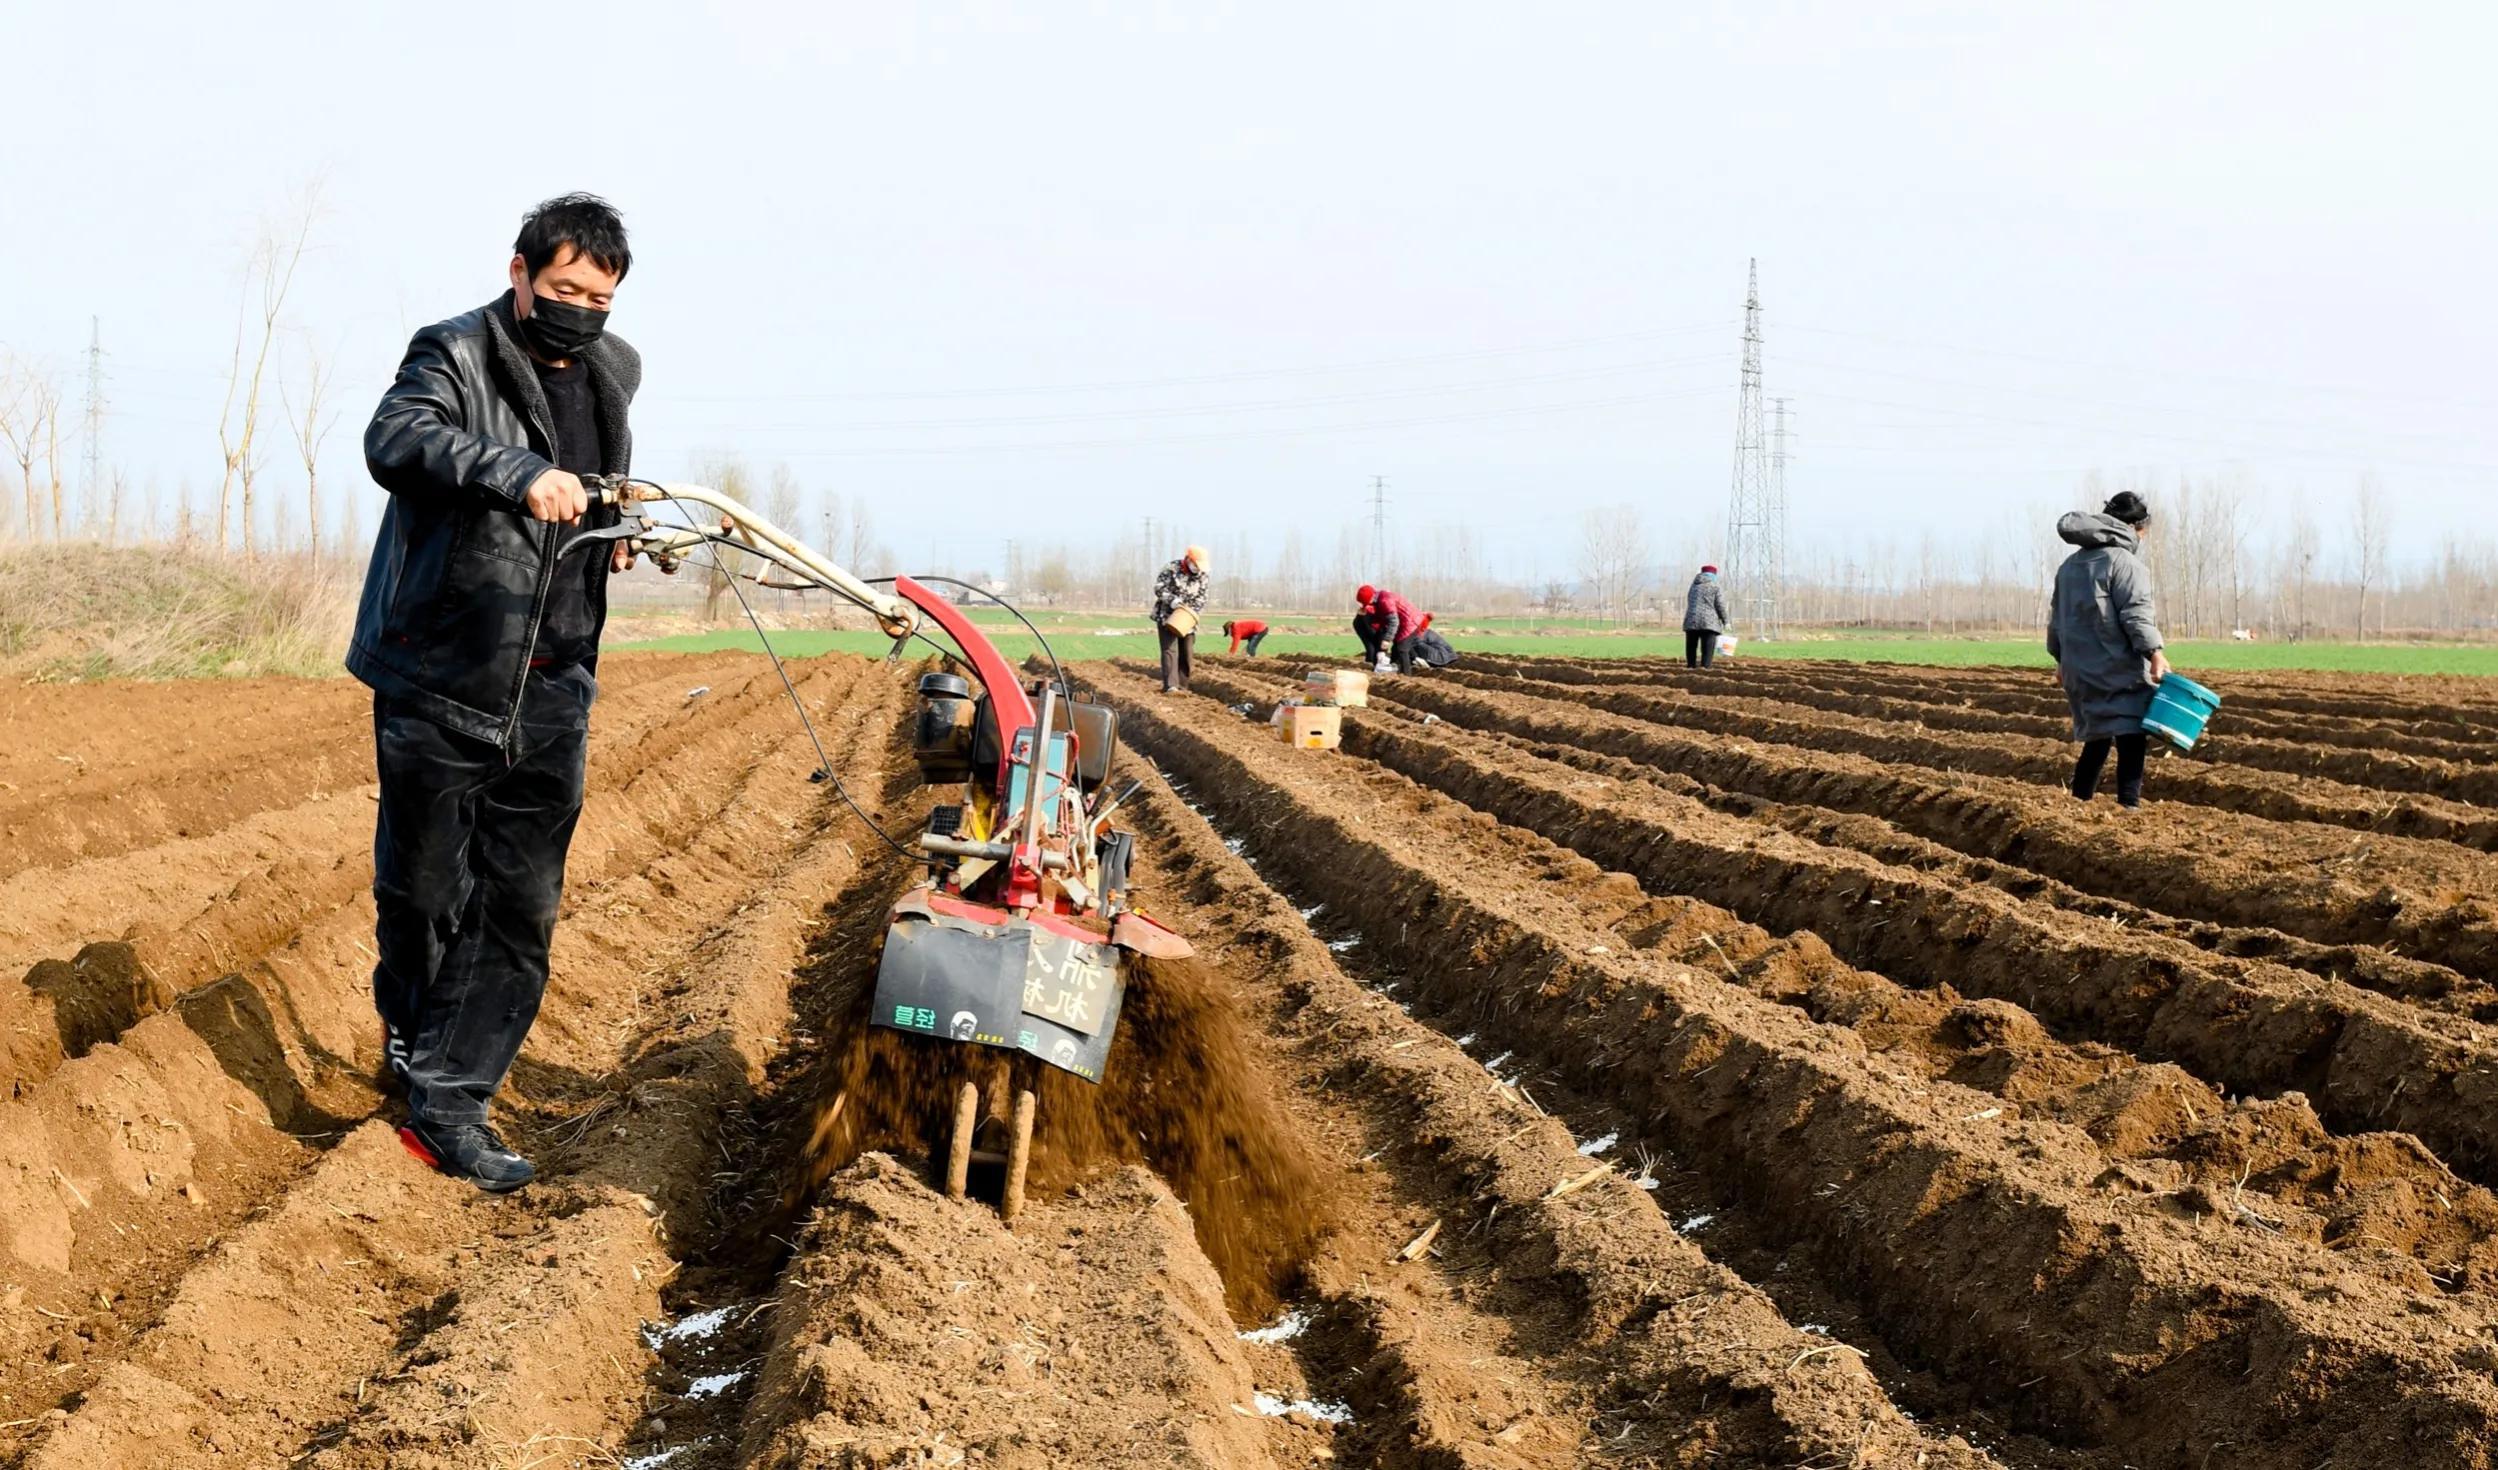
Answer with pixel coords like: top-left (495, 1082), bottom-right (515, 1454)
top-left (398, 1119), bottom-right (536, 1194)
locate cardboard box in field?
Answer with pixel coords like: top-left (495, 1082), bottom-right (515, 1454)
top-left (1305, 669), bottom-right (1370, 707)
top-left (1272, 703), bottom-right (1343, 750)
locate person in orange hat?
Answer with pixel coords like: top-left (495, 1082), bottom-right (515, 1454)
top-left (1150, 544), bottom-right (1211, 693)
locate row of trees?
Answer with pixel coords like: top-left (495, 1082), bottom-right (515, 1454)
top-left (0, 191), bottom-right (336, 558)
top-left (0, 397), bottom-right (2464, 643)
top-left (978, 472), bottom-right (2454, 643)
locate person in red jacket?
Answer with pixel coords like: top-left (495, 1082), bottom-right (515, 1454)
top-left (1222, 618), bottom-right (1270, 655)
top-left (1354, 584), bottom-right (1425, 671)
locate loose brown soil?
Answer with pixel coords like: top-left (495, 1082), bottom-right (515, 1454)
top-left (12, 646), bottom-right (2498, 1468)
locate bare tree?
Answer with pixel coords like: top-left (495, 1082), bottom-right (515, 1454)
top-left (765, 464), bottom-right (805, 610)
top-left (0, 355), bottom-right (62, 540)
top-left (1577, 504), bottom-right (1650, 623)
top-left (41, 389), bottom-right (65, 539)
top-left (2280, 506), bottom-right (2320, 640)
top-left (217, 186), bottom-right (321, 556)
top-left (1034, 550), bottom-right (1074, 604)
top-left (766, 462), bottom-right (803, 533)
top-left (2208, 474), bottom-right (2254, 635)
top-left (697, 455), bottom-right (757, 622)
top-left (282, 337), bottom-right (340, 554)
top-left (848, 501), bottom-right (875, 575)
top-left (1274, 529), bottom-right (1309, 609)
top-left (2351, 474), bottom-right (2392, 640)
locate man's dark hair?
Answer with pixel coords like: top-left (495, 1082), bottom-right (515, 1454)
top-left (2104, 490), bottom-right (2152, 527)
top-left (514, 193), bottom-right (631, 282)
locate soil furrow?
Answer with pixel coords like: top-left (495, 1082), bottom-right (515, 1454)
top-left (0, 660), bottom-right (870, 1465)
top-left (296, 660), bottom-right (910, 1469)
top-left (1356, 671), bottom-right (2498, 983)
top-left (1193, 665), bottom-right (2498, 1197)
top-left (1086, 661), bottom-right (2498, 1469)
top-left (0, 659), bottom-right (784, 1102)
top-left (0, 656), bottom-right (739, 887)
top-left (1109, 747), bottom-right (2001, 1466)
top-left (1433, 664), bottom-right (2498, 848)
top-left (1467, 656), bottom-right (2498, 806)
top-left (1217, 661), bottom-right (2496, 1015)
top-left (1465, 654), bottom-right (2498, 759)
top-left (1476, 654), bottom-right (2498, 741)
top-left (1293, 685), bottom-right (2498, 1265)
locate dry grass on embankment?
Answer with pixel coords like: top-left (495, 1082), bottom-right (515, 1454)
top-left (0, 541), bottom-right (355, 681)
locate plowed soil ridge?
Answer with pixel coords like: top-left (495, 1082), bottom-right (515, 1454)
top-left (1349, 668), bottom-right (2498, 984)
top-left (1091, 660), bottom-right (2498, 1469)
top-left (0, 656), bottom-right (880, 1467)
top-left (1106, 745), bottom-right (1993, 1467)
top-left (1467, 652), bottom-right (2498, 762)
top-left (24, 646), bottom-right (2498, 1470)
top-left (1187, 663), bottom-right (2498, 1198)
top-left (1435, 664), bottom-right (2498, 849)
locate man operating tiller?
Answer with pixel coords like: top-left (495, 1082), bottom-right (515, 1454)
top-left (347, 194), bottom-right (661, 1192)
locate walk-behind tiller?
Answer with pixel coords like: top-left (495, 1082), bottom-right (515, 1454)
top-left (584, 477), bottom-right (1192, 1222)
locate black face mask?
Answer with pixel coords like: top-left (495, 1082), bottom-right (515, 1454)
top-left (516, 291), bottom-right (608, 359)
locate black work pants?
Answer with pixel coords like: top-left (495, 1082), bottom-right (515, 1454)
top-left (1685, 630), bottom-right (1719, 668)
top-left (1354, 617), bottom-right (1416, 672)
top-left (1158, 625), bottom-right (1194, 690)
top-left (372, 665), bottom-right (594, 1125)
top-left (2072, 732), bottom-right (2149, 807)
top-left (1354, 615), bottom-right (1384, 664)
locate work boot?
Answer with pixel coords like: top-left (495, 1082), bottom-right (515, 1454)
top-left (398, 1118), bottom-right (537, 1194)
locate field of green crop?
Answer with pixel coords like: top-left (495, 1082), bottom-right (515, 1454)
top-left (613, 623), bottom-right (2498, 677)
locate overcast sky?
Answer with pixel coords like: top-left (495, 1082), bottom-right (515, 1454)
top-left (3, 1), bottom-right (2489, 583)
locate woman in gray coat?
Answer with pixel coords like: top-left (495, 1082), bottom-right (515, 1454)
top-left (1683, 565), bottom-right (1730, 668)
top-left (2047, 492), bottom-right (2170, 808)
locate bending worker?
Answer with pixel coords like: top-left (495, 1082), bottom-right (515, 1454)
top-left (1151, 544), bottom-right (1211, 694)
top-left (1223, 617), bottom-right (1270, 656)
top-left (2048, 491), bottom-right (2169, 809)
top-left (1682, 564), bottom-right (1729, 668)
top-left (1354, 583), bottom-right (1423, 671)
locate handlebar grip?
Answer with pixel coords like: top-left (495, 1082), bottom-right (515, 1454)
top-left (582, 474), bottom-right (624, 508)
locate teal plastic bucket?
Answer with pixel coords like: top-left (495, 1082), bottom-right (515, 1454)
top-left (2143, 673), bottom-right (2221, 751)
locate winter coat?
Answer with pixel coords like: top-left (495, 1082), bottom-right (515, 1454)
top-left (2047, 512), bottom-right (2165, 740)
top-left (1363, 588), bottom-right (1423, 645)
top-left (348, 293), bottom-right (639, 750)
top-left (1682, 573), bottom-right (1730, 633)
top-left (1150, 558), bottom-right (1210, 625)
top-left (1410, 628), bottom-right (1458, 668)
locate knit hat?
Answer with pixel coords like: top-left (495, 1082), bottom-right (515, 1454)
top-left (1356, 584), bottom-right (1377, 605)
top-left (2103, 492), bottom-right (2151, 527)
top-left (1700, 564), bottom-right (1718, 574)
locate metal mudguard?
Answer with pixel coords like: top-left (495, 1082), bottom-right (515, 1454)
top-left (871, 892), bottom-right (1126, 1083)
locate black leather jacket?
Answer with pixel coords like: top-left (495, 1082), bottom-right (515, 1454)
top-left (347, 293), bottom-right (640, 748)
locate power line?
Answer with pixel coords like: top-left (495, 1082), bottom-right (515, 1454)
top-left (644, 322), bottom-right (1736, 404)
top-left (745, 384), bottom-right (1729, 461)
top-left (662, 353), bottom-right (1731, 435)
top-left (1777, 320), bottom-right (2497, 410)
